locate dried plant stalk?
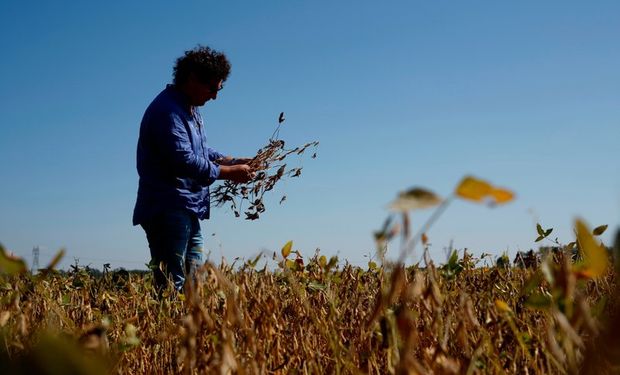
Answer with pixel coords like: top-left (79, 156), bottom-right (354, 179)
top-left (210, 116), bottom-right (318, 220)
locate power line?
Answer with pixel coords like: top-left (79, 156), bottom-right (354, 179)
top-left (12, 248), bottom-right (147, 267)
top-left (70, 256), bottom-right (146, 265)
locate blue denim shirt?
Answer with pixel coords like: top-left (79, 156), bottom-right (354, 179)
top-left (132, 85), bottom-right (225, 225)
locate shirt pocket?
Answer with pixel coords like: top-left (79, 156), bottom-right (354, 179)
top-left (176, 177), bottom-right (201, 192)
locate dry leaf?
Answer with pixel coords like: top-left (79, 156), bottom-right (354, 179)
top-left (455, 176), bottom-right (492, 202)
top-left (389, 187), bottom-right (442, 212)
top-left (574, 219), bottom-right (609, 278)
top-left (489, 187), bottom-right (515, 204)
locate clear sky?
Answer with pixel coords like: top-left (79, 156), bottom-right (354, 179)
top-left (1, 1), bottom-right (618, 270)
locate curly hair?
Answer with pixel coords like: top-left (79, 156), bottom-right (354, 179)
top-left (173, 45), bottom-right (231, 85)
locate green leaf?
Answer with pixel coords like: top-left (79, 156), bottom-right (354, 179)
top-left (448, 250), bottom-right (459, 268)
top-left (0, 243), bottom-right (27, 275)
top-left (327, 256), bottom-right (339, 269)
top-left (119, 323), bottom-right (141, 351)
top-left (591, 296), bottom-right (608, 318)
top-left (593, 224), bottom-right (608, 236)
top-left (534, 226), bottom-right (552, 242)
top-left (285, 259), bottom-right (298, 270)
top-left (46, 249), bottom-right (65, 270)
top-left (525, 293), bottom-right (552, 310)
top-left (247, 253), bottom-right (262, 268)
top-left (307, 281), bottom-right (327, 291)
top-left (20, 334), bottom-right (108, 375)
top-left (521, 272), bottom-right (543, 295)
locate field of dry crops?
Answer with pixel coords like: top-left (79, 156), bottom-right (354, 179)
top-left (0, 247), bottom-right (618, 374)
top-left (1, 176), bottom-right (618, 374)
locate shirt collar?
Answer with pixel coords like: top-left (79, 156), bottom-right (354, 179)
top-left (165, 84), bottom-right (194, 114)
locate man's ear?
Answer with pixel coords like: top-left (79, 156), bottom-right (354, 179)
top-left (186, 71), bottom-right (200, 86)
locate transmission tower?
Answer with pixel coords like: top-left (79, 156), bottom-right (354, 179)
top-left (32, 246), bottom-right (40, 272)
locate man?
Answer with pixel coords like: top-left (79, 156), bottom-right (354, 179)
top-left (133, 45), bottom-right (254, 292)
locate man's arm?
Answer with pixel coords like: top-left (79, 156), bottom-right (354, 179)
top-left (153, 112), bottom-right (254, 184)
top-left (207, 147), bottom-right (226, 162)
top-left (215, 156), bottom-right (253, 166)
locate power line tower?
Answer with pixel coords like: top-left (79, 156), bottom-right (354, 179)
top-left (32, 246), bottom-right (40, 272)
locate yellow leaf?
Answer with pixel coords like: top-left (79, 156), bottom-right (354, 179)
top-left (455, 176), bottom-right (492, 202)
top-left (574, 269), bottom-right (597, 280)
top-left (421, 233), bottom-right (429, 245)
top-left (318, 255), bottom-right (327, 267)
top-left (495, 299), bottom-right (512, 313)
top-left (281, 241), bottom-right (293, 258)
top-left (575, 219), bottom-right (609, 278)
top-left (489, 188), bottom-right (515, 204)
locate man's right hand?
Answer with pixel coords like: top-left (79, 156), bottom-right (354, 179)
top-left (218, 164), bottom-right (256, 183)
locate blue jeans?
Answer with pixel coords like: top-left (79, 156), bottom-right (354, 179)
top-left (141, 209), bottom-right (203, 292)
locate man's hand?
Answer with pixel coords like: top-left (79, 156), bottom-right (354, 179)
top-left (218, 164), bottom-right (256, 183)
top-left (215, 156), bottom-right (253, 166)
top-left (231, 157), bottom-right (253, 165)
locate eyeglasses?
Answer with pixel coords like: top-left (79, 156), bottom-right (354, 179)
top-left (202, 81), bottom-right (224, 93)
top-left (209, 83), bottom-right (224, 92)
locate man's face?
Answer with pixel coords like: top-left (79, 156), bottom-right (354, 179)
top-left (187, 75), bottom-right (224, 106)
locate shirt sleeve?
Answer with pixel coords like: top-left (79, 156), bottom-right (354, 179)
top-left (207, 147), bottom-right (226, 162)
top-left (152, 111), bottom-right (221, 185)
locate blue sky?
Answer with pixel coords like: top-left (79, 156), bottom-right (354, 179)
top-left (1, 1), bottom-right (618, 270)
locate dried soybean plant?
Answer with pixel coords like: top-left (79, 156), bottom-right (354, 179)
top-left (210, 112), bottom-right (319, 220)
